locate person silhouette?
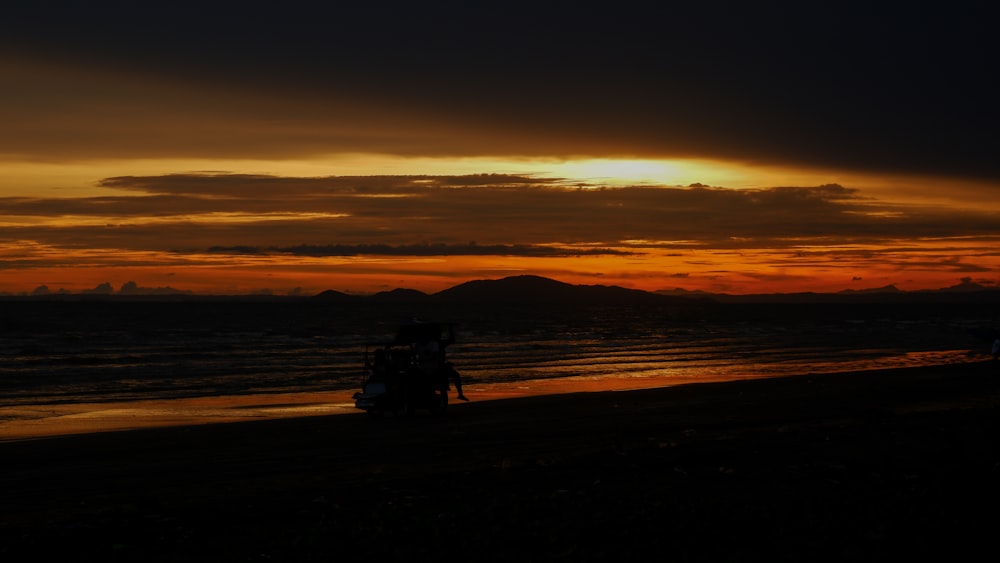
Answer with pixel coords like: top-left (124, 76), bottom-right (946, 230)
top-left (444, 361), bottom-right (469, 401)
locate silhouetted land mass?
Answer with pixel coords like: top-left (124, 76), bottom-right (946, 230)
top-left (8, 274), bottom-right (1000, 307)
top-left (310, 288), bottom-right (358, 302)
top-left (368, 287), bottom-right (431, 302)
top-left (311, 274), bottom-right (1000, 332)
top-left (5, 275), bottom-right (1000, 343)
top-left (660, 278), bottom-right (1000, 305)
top-left (313, 275), bottom-right (696, 306)
top-left (432, 274), bottom-right (693, 305)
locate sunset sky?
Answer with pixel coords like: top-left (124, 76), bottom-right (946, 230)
top-left (2, 2), bottom-right (998, 296)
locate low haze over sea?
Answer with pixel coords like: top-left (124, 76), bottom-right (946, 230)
top-left (2, 277), bottom-right (996, 420)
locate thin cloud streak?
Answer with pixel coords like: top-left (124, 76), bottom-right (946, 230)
top-left (210, 244), bottom-right (633, 258)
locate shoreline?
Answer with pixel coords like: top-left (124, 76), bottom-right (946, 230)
top-left (1, 357), bottom-right (982, 442)
top-left (0, 368), bottom-right (796, 442)
top-left (3, 360), bottom-right (998, 560)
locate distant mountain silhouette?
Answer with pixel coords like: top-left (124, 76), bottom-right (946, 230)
top-left (370, 288), bottom-right (430, 302)
top-left (11, 274), bottom-right (1000, 305)
top-left (837, 284), bottom-right (902, 294)
top-left (928, 279), bottom-right (992, 293)
top-left (659, 283), bottom-right (1000, 304)
top-left (310, 289), bottom-right (360, 302)
top-left (659, 284), bottom-right (907, 301)
top-left (433, 275), bottom-right (569, 301)
top-left (305, 275), bottom-right (1000, 307)
top-left (432, 275), bottom-right (693, 305)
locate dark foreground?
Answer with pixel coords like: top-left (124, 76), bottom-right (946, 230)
top-left (3, 362), bottom-right (999, 562)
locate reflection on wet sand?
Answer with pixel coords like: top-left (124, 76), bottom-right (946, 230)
top-left (0, 374), bottom-right (725, 440)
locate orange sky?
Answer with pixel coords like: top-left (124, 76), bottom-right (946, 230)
top-left (4, 168), bottom-right (1000, 296)
top-left (2, 4), bottom-right (999, 296)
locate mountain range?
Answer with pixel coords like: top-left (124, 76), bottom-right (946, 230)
top-left (8, 275), bottom-right (1000, 304)
top-left (314, 275), bottom-right (690, 306)
top-left (312, 275), bottom-right (1000, 305)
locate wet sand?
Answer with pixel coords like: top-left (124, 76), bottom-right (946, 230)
top-left (2, 361), bottom-right (999, 561)
top-left (0, 373), bottom-right (739, 441)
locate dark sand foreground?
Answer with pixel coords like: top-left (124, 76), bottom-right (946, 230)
top-left (3, 362), bottom-right (999, 562)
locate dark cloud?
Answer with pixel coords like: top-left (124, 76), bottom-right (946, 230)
top-left (5, 174), bottom-right (1000, 257)
top-left (97, 173), bottom-right (563, 196)
top-left (209, 243), bottom-right (632, 258)
top-left (2, 3), bottom-right (998, 180)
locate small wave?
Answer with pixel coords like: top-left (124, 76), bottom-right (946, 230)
top-left (1, 302), bottom-right (991, 407)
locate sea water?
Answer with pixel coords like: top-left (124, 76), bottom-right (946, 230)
top-left (0, 298), bottom-right (992, 408)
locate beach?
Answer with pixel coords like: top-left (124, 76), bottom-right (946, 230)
top-left (2, 360), bottom-right (999, 562)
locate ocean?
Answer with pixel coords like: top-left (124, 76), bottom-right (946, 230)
top-left (0, 297), bottom-right (992, 410)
